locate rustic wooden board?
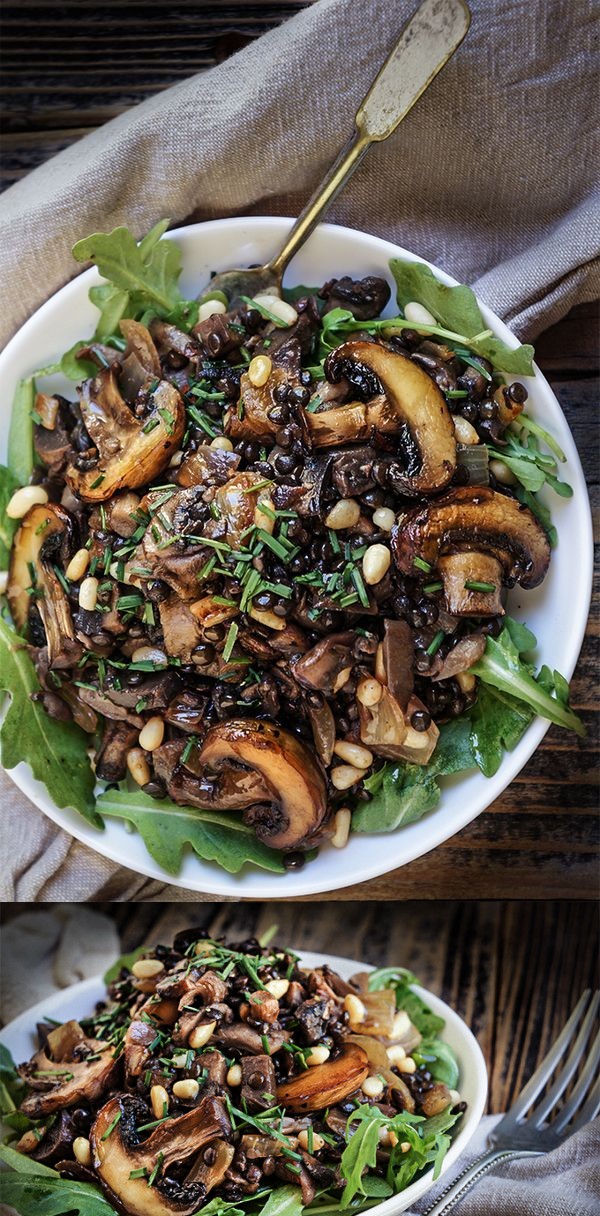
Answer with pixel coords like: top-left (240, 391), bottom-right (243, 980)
top-left (96, 899), bottom-right (600, 1113)
top-left (1, 2), bottom-right (597, 899)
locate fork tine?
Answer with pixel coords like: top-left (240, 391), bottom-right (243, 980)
top-left (499, 991), bottom-right (592, 1129)
top-left (551, 1028), bottom-right (600, 1133)
top-left (530, 992), bottom-right (599, 1127)
top-left (568, 1077), bottom-right (600, 1134)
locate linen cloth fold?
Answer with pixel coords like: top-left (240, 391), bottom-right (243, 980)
top-left (1, 912), bottom-right (599, 1214)
top-left (0, 0), bottom-right (599, 899)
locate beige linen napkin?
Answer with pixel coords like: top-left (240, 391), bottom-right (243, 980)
top-left (0, 0), bottom-right (599, 900)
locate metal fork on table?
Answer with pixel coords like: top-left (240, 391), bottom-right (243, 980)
top-left (424, 990), bottom-right (600, 1215)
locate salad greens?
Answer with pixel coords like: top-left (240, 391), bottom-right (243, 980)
top-left (339, 1104), bottom-right (459, 1206)
top-left (0, 1145), bottom-right (119, 1216)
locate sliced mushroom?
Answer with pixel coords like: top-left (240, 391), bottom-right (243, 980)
top-left (241, 1054), bottom-right (277, 1112)
top-left (291, 632), bottom-right (357, 697)
top-left (308, 340), bottom-right (456, 494)
top-left (185, 1138), bottom-right (235, 1192)
top-left (382, 619), bottom-right (414, 711)
top-left (276, 1043), bottom-right (369, 1112)
top-left (430, 632), bottom-right (486, 681)
top-left (124, 1019), bottom-right (159, 1080)
top-left (7, 503), bottom-right (80, 667)
top-left (199, 719), bottom-right (328, 850)
top-left (176, 444), bottom-right (240, 489)
top-left (392, 486), bottom-right (551, 616)
top-left (19, 1031), bottom-right (117, 1117)
top-left (215, 1022), bottom-right (289, 1056)
top-left (119, 319), bottom-right (161, 401)
top-left (65, 366), bottom-right (185, 501)
top-left (214, 471), bottom-right (275, 547)
top-left (153, 738), bottom-right (271, 811)
top-left (347, 1036), bottom-right (415, 1112)
top-left (91, 1094), bottom-right (230, 1216)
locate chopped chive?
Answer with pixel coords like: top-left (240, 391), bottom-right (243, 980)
top-left (148, 1150), bottom-right (165, 1186)
top-left (241, 479), bottom-right (273, 494)
top-left (464, 580), bottom-right (496, 592)
top-left (34, 517), bottom-right (50, 535)
top-left (188, 404), bottom-right (217, 438)
top-left (89, 474), bottom-right (105, 489)
top-left (413, 556), bottom-right (432, 573)
top-left (101, 1110), bottom-right (122, 1140)
top-left (426, 630), bottom-right (446, 656)
top-left (255, 529), bottom-right (291, 561)
top-left (222, 621), bottom-right (239, 662)
top-left (181, 736), bottom-right (198, 764)
top-left (351, 567), bottom-right (370, 608)
top-left (212, 596), bottom-right (237, 607)
top-left (446, 389), bottom-right (469, 399)
top-left (52, 564), bottom-right (71, 594)
top-left (423, 581), bottom-right (443, 594)
top-left (129, 1167), bottom-right (149, 1180)
top-left (328, 529), bottom-right (341, 555)
top-left (142, 417), bottom-right (160, 434)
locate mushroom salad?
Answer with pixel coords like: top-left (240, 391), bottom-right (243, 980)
top-left (0, 931), bottom-right (465, 1216)
top-left (0, 221), bottom-right (583, 876)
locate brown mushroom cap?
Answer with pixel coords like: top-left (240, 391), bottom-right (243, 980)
top-left (19, 1030), bottom-right (117, 1118)
top-left (91, 1094), bottom-right (230, 1216)
top-left (65, 366), bottom-right (185, 502)
top-left (199, 719), bottom-right (328, 850)
top-left (307, 340), bottom-right (456, 494)
top-left (276, 1043), bottom-right (369, 1112)
top-left (392, 485), bottom-right (551, 616)
top-left (7, 503), bottom-right (80, 667)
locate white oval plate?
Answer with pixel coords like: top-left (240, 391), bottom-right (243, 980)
top-left (0, 218), bottom-right (593, 895)
top-left (0, 948), bottom-right (488, 1214)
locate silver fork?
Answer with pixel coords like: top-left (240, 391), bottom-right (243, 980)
top-left (424, 990), bottom-right (600, 1215)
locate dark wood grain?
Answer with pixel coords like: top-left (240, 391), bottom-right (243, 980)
top-left (87, 899), bottom-right (598, 1113)
top-left (1, 2), bottom-right (597, 900)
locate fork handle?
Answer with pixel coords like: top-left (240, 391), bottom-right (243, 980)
top-left (422, 1147), bottom-right (545, 1215)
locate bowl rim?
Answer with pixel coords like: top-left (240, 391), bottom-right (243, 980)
top-left (0, 216), bottom-right (593, 896)
top-left (0, 948), bottom-right (489, 1213)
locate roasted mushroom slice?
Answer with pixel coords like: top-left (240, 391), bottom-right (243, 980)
top-left (19, 1024), bottom-right (117, 1117)
top-left (7, 503), bottom-right (80, 667)
top-left (153, 738), bottom-right (272, 811)
top-left (65, 365), bottom-right (185, 501)
top-left (276, 1043), bottom-right (369, 1112)
top-left (392, 486), bottom-right (551, 616)
top-left (199, 719), bottom-right (328, 850)
top-left (91, 1094), bottom-right (230, 1216)
top-left (308, 340), bottom-right (456, 494)
top-left (291, 632), bottom-right (357, 697)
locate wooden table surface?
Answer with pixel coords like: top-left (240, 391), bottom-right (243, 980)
top-left (89, 899), bottom-right (597, 1113)
top-left (1, 1), bottom-right (597, 901)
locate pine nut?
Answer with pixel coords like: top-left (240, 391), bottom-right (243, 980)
top-left (375, 643), bottom-right (387, 683)
top-left (227, 1063), bottom-right (242, 1087)
top-left (331, 807), bottom-right (351, 849)
top-left (131, 645), bottom-right (168, 664)
top-left (265, 978), bottom-right (290, 998)
top-left (132, 958), bottom-right (164, 979)
top-left (168, 449), bottom-right (184, 467)
top-left (334, 740), bottom-right (373, 769)
top-left (449, 1089), bottom-right (461, 1105)
top-left (378, 1126), bottom-right (398, 1146)
top-left (357, 678), bottom-right (383, 707)
top-left (73, 1136), bottom-right (92, 1166)
top-left (391, 1011), bottom-right (411, 1039)
top-left (344, 994), bottom-right (366, 1024)
top-left (138, 716), bottom-right (165, 752)
top-left (387, 1045), bottom-right (407, 1065)
top-left (189, 1020), bottom-right (217, 1050)
top-left (454, 416), bottom-right (479, 445)
top-left (151, 1084), bottom-right (169, 1119)
top-left (362, 544), bottom-right (391, 586)
top-left (331, 764), bottom-right (363, 790)
top-left (404, 301), bottom-right (437, 328)
top-left (457, 670), bottom-right (476, 693)
top-left (65, 548), bottom-right (90, 582)
top-left (78, 576), bottom-right (99, 612)
top-left (172, 1053), bottom-right (189, 1069)
top-left (396, 1056), bottom-right (417, 1074)
top-left (332, 666), bottom-right (353, 693)
top-left (16, 1129), bottom-right (40, 1153)
top-left (324, 498), bottom-right (361, 530)
top-left (210, 435), bottom-right (234, 451)
top-left (6, 484), bottom-right (49, 519)
top-left (401, 1141), bottom-right (411, 1153)
top-left (193, 940), bottom-right (215, 955)
top-left (127, 747), bottom-right (151, 787)
top-left (254, 493), bottom-right (275, 533)
top-left (253, 294), bottom-right (298, 326)
top-left (298, 1129), bottom-right (325, 1152)
top-left (372, 507), bottom-right (395, 532)
top-left (306, 1045), bottom-right (330, 1066)
top-left (489, 457), bottom-right (518, 486)
top-left (361, 1075), bottom-right (384, 1097)
top-left (198, 299), bottom-right (227, 322)
top-left (172, 1078), bottom-right (200, 1100)
top-left (247, 354), bottom-right (273, 388)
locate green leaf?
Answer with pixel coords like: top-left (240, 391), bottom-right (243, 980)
top-left (103, 946), bottom-right (146, 985)
top-left (96, 787), bottom-right (286, 875)
top-left (0, 1145), bottom-right (58, 1178)
top-left (469, 684), bottom-right (534, 777)
top-left (0, 464), bottom-right (19, 569)
top-left (514, 486), bottom-right (558, 548)
top-left (59, 341), bottom-right (99, 382)
top-left (258, 1185), bottom-right (304, 1216)
top-left (471, 623), bottom-right (584, 737)
top-left (0, 1170), bottom-right (118, 1216)
top-left (88, 284), bottom-right (130, 340)
top-left (389, 258), bottom-right (535, 375)
top-left (7, 377), bottom-right (36, 484)
top-left (353, 718), bottom-right (475, 834)
top-left (488, 451), bottom-right (547, 492)
top-left (0, 615), bottom-right (101, 827)
top-left (413, 1038), bottom-right (459, 1089)
top-left (367, 970), bottom-right (445, 1039)
top-left (72, 222), bottom-right (182, 315)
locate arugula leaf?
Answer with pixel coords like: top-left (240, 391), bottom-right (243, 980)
top-left (88, 285), bottom-right (130, 340)
top-left (469, 684), bottom-right (534, 777)
top-left (258, 1185), bottom-right (304, 1216)
top-left (0, 1145), bottom-right (58, 1177)
top-left (514, 486), bottom-right (558, 548)
top-left (488, 428), bottom-right (572, 500)
top-left (413, 1038), bottom-right (460, 1089)
top-left (340, 1104), bottom-right (459, 1204)
top-left (389, 258), bottom-right (535, 375)
top-left (471, 623), bottom-right (584, 736)
top-left (339, 1109), bottom-right (383, 1206)
top-left (282, 283), bottom-right (321, 305)
top-left (0, 615), bottom-right (101, 827)
top-left (7, 377), bottom-right (36, 484)
top-left (0, 464), bottom-right (19, 569)
top-left (96, 787), bottom-right (286, 875)
top-left (103, 946), bottom-right (146, 985)
top-left (58, 341), bottom-right (99, 382)
top-left (72, 220), bottom-right (183, 315)
top-left (352, 718), bottom-right (474, 834)
top-left (0, 1169), bottom-right (118, 1215)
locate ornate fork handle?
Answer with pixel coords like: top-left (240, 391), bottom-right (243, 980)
top-left (422, 1147), bottom-right (545, 1215)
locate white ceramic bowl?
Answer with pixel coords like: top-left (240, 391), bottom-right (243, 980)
top-left (0, 218), bottom-right (592, 896)
top-left (0, 949), bottom-right (488, 1214)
